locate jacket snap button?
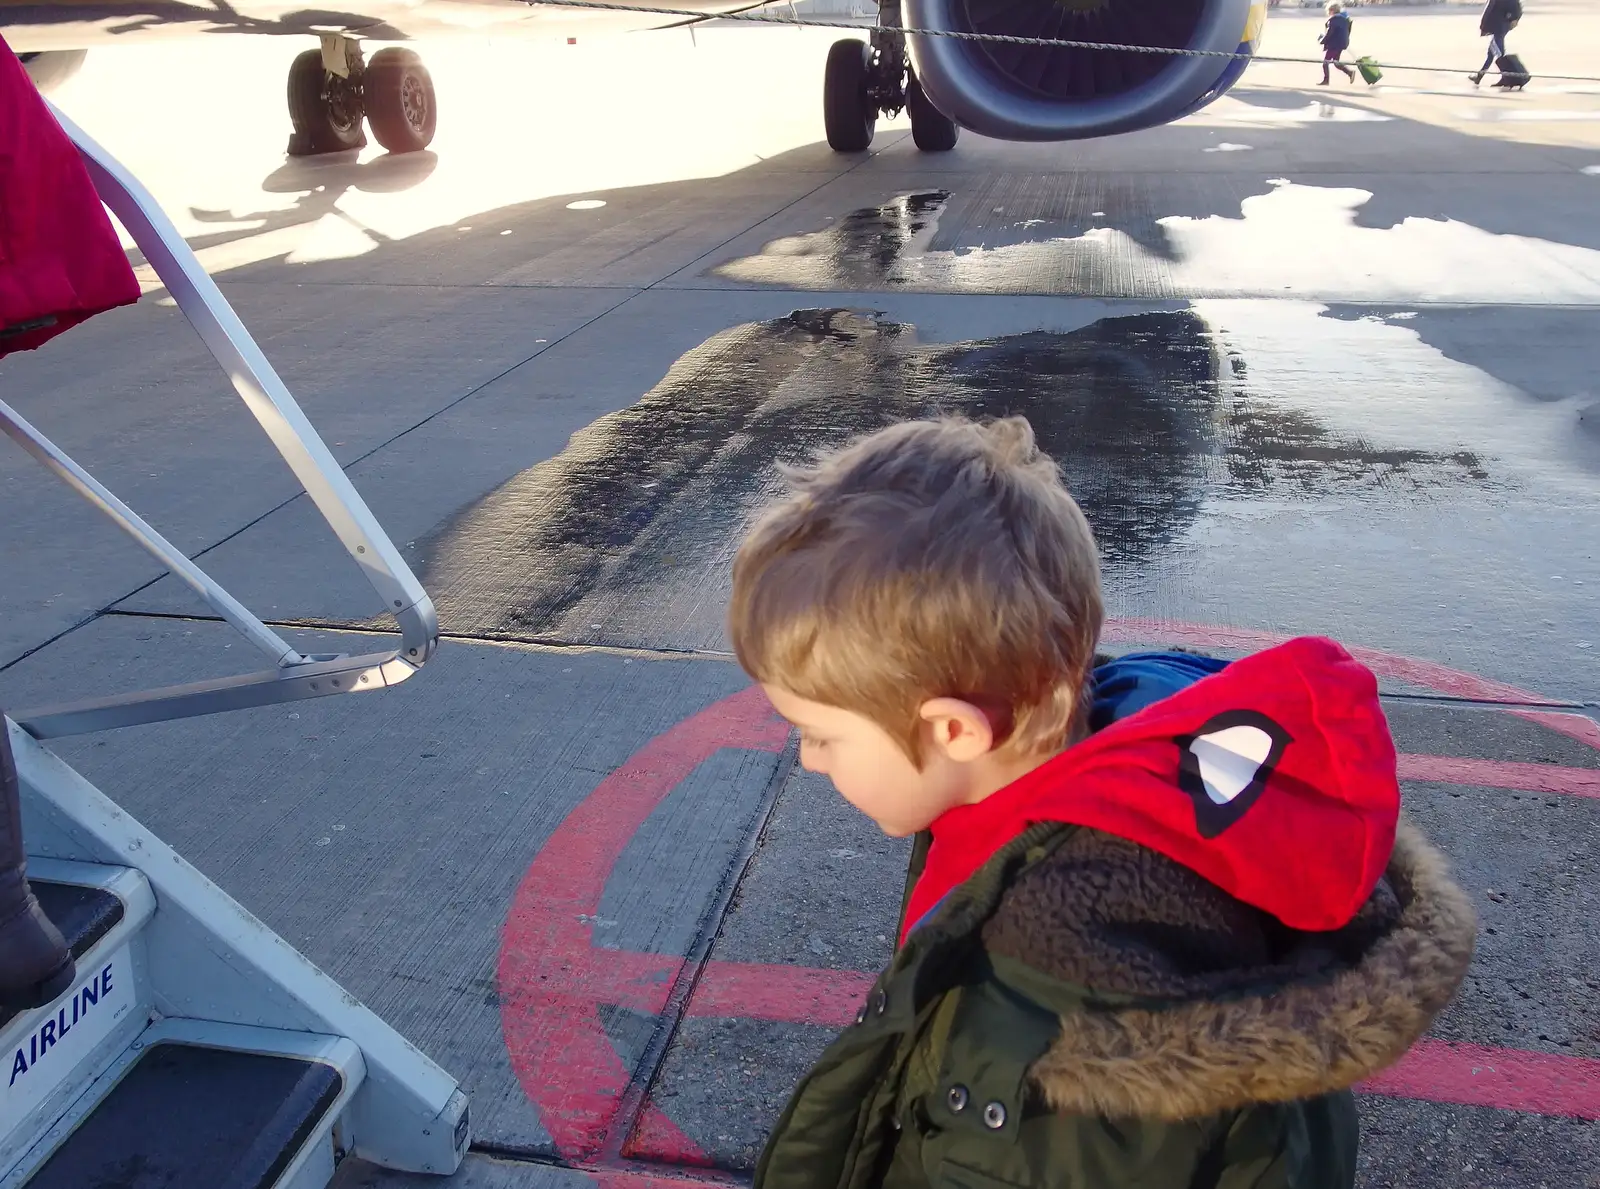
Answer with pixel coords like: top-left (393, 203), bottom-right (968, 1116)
top-left (946, 1086), bottom-right (969, 1113)
top-left (854, 1004), bottom-right (867, 1025)
top-left (873, 990), bottom-right (888, 1015)
top-left (983, 1102), bottom-right (1007, 1130)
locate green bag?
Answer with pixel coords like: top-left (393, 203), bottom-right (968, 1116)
top-left (1357, 56), bottom-right (1382, 85)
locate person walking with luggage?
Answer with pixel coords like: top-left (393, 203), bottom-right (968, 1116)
top-left (1469, 0), bottom-right (1522, 86)
top-left (1319, 2), bottom-right (1356, 86)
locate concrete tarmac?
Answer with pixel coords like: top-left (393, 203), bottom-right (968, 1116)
top-left (2, 2), bottom-right (1598, 1186)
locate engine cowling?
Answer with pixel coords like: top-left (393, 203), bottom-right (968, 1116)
top-left (904, 0), bottom-right (1264, 141)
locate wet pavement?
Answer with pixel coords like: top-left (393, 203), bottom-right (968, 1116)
top-left (3, 4), bottom-right (1600, 1187)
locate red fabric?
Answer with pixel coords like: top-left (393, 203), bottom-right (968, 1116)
top-left (901, 637), bottom-right (1400, 942)
top-left (1, 37), bottom-right (139, 358)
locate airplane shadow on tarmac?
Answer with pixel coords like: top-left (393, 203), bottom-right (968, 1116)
top-left (399, 303), bottom-right (1502, 647)
top-left (191, 87), bottom-right (1600, 277)
top-left (85, 82), bottom-right (1592, 666)
top-left (241, 92), bottom-right (1596, 650)
top-left (182, 151), bottom-right (440, 257)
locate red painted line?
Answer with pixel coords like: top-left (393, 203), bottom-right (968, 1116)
top-left (1398, 754), bottom-right (1600, 798)
top-left (622, 1105), bottom-right (716, 1167)
top-left (1360, 1039), bottom-right (1600, 1120)
top-left (594, 1167), bottom-right (744, 1189)
top-left (684, 965), bottom-right (1600, 1120)
top-left (1512, 708), bottom-right (1600, 751)
top-left (498, 686), bottom-right (790, 1160)
top-left (687, 962), bottom-right (876, 1028)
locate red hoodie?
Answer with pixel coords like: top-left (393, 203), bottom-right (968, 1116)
top-left (901, 637), bottom-right (1399, 944)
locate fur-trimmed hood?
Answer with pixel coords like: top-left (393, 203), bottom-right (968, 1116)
top-left (986, 818), bottom-right (1477, 1121)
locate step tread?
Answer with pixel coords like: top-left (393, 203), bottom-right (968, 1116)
top-left (0, 880), bottom-right (124, 1032)
top-left (31, 880), bottom-right (124, 959)
top-left (25, 1042), bottom-right (344, 1189)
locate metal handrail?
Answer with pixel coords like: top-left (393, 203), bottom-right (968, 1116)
top-left (1, 105), bottom-right (439, 739)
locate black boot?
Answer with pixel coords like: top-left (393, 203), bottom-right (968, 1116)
top-left (0, 719), bottom-right (74, 1012)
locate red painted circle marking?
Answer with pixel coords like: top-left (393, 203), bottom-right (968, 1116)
top-left (498, 685), bottom-right (789, 1164)
top-left (497, 620), bottom-right (1600, 1170)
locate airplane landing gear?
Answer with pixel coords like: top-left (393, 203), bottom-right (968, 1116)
top-left (287, 45), bottom-right (366, 155)
top-left (822, 11), bottom-right (957, 154)
top-left (365, 48), bottom-right (437, 154)
top-left (906, 73), bottom-right (958, 152)
top-left (823, 38), bottom-right (879, 153)
top-left (286, 36), bottom-right (437, 157)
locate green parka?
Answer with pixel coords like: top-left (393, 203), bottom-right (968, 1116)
top-left (755, 819), bottom-right (1476, 1189)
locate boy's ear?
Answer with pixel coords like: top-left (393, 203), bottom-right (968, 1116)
top-left (918, 697), bottom-right (999, 762)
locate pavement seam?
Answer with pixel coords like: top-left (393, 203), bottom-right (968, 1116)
top-left (0, 145), bottom-right (888, 679)
top-left (89, 608), bottom-right (744, 664)
top-left (5, 144), bottom-right (893, 680)
top-left (66, 610), bottom-right (1600, 713)
top-left (598, 740), bottom-right (800, 1166)
top-left (0, 286), bottom-right (646, 676)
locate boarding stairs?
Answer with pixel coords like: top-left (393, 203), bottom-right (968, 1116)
top-left (0, 104), bottom-right (468, 1185)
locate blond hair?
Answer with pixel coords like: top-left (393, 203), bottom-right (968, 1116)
top-left (729, 416), bottom-right (1103, 762)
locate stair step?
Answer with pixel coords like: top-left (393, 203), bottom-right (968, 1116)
top-left (24, 1040), bottom-right (346, 1189)
top-left (3, 862), bottom-right (157, 1176)
top-left (31, 879), bottom-right (124, 956)
top-left (0, 880), bottom-right (124, 1033)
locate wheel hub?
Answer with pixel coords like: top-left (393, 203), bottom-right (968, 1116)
top-left (400, 74), bottom-right (428, 131)
top-left (324, 73), bottom-right (362, 134)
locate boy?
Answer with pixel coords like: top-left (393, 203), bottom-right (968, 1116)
top-left (730, 417), bottom-right (1476, 1189)
top-left (1319, 2), bottom-right (1356, 86)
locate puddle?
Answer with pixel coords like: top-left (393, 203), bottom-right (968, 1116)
top-left (405, 307), bottom-right (1508, 645)
top-left (711, 185), bottom-right (1600, 303)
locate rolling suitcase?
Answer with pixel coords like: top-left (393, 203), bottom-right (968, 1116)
top-left (1494, 53), bottom-right (1531, 89)
top-left (1356, 56), bottom-right (1382, 85)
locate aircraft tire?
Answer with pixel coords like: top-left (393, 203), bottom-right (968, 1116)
top-left (907, 74), bottom-right (958, 152)
top-left (287, 49), bottom-right (366, 156)
top-left (366, 48), bottom-right (438, 154)
top-left (823, 39), bottom-right (876, 153)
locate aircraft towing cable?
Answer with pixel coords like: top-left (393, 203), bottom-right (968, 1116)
top-left (519, 0), bottom-right (1600, 84)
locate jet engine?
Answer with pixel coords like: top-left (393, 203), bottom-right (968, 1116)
top-left (904, 0), bottom-right (1265, 141)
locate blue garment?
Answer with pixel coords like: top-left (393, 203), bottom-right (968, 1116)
top-left (1321, 12), bottom-right (1352, 52)
top-left (1088, 649), bottom-right (1230, 732)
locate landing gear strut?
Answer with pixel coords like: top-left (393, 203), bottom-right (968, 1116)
top-left (822, 2), bottom-right (957, 154)
top-left (286, 35), bottom-right (438, 157)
